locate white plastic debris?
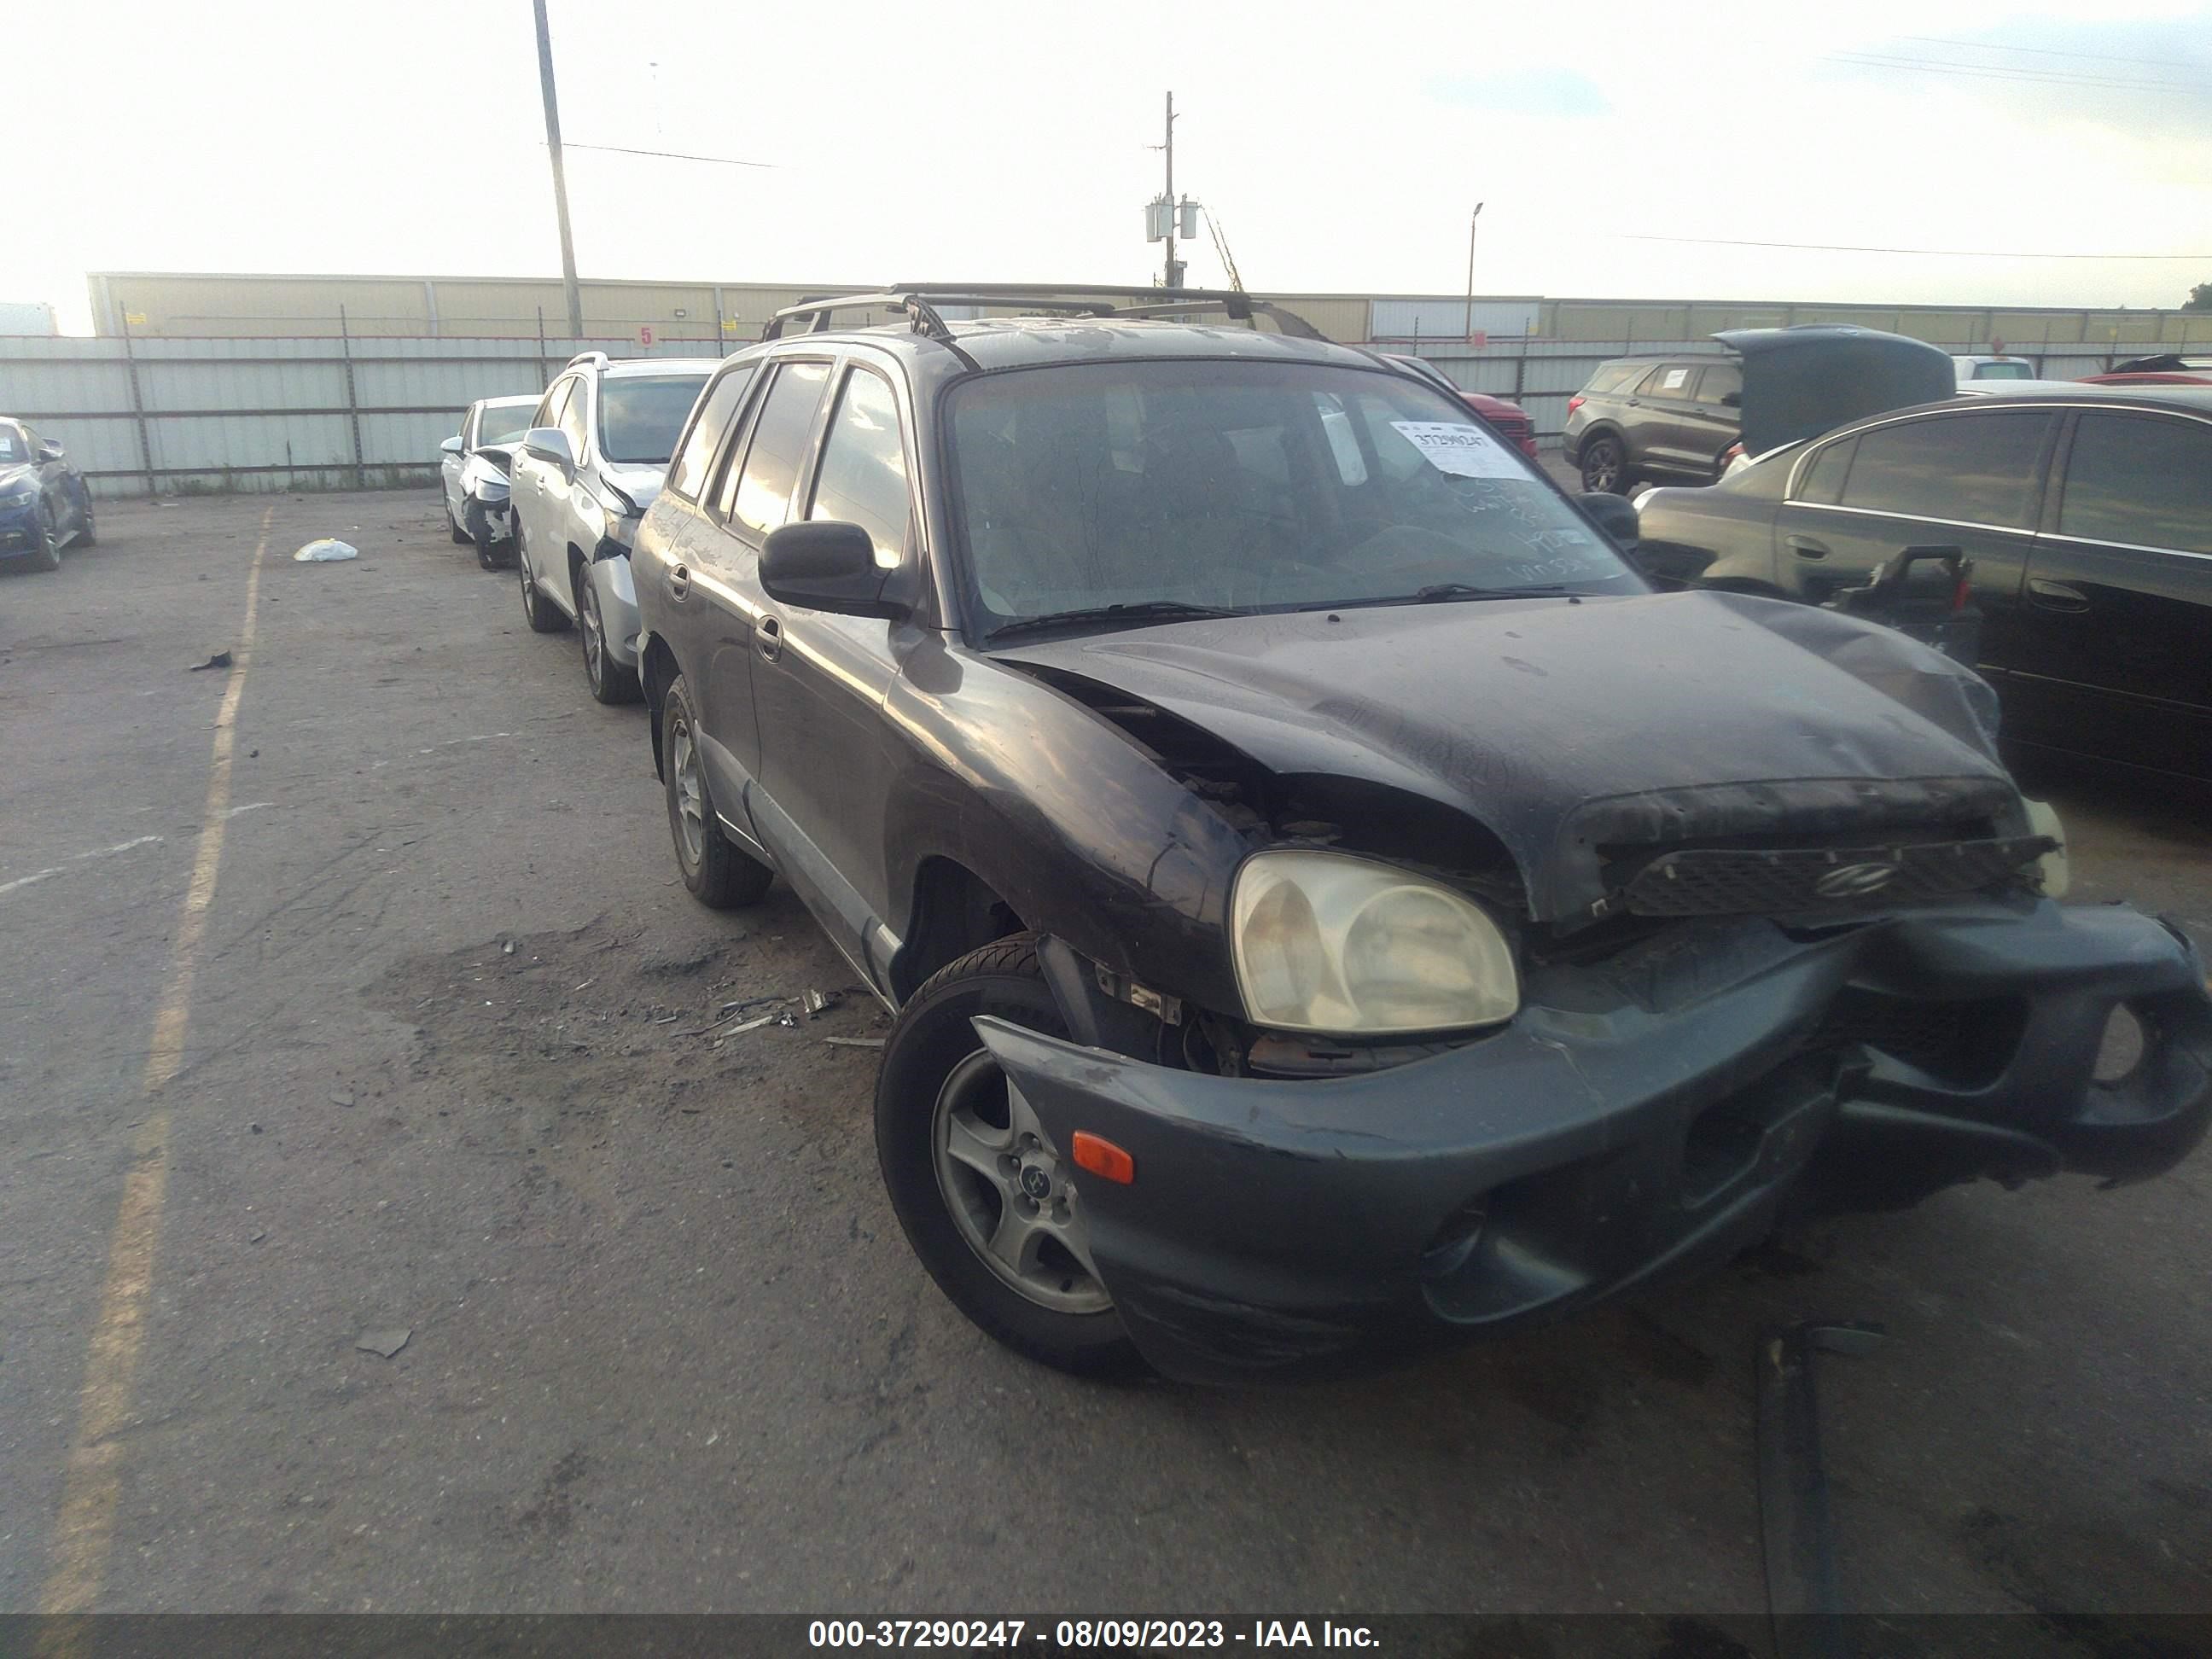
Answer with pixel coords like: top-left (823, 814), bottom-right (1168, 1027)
top-left (292, 538), bottom-right (358, 563)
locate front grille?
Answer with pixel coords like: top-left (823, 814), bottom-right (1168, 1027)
top-left (1621, 835), bottom-right (2051, 917)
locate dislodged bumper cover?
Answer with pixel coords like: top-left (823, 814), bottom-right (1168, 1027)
top-left (976, 902), bottom-right (2210, 1383)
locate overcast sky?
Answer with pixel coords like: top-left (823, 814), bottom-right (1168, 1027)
top-left (9, 0), bottom-right (2210, 332)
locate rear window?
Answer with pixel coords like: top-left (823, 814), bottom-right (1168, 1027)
top-left (1837, 411), bottom-right (2053, 528)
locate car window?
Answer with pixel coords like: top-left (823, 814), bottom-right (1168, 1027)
top-left (1694, 364), bottom-right (1741, 406)
top-left (1639, 364), bottom-right (1697, 400)
top-left (1837, 411), bottom-right (2052, 528)
top-left (809, 367), bottom-right (910, 568)
top-left (536, 379), bottom-right (573, 432)
top-left (1793, 437), bottom-right (1855, 505)
top-left (947, 360), bottom-right (1638, 630)
top-left (1974, 362), bottom-right (2033, 381)
top-left (2058, 413), bottom-right (2212, 554)
top-left (1584, 363), bottom-right (1643, 397)
top-left (666, 365), bottom-right (758, 502)
top-left (0, 422), bottom-right (23, 463)
top-left (598, 372), bottom-right (711, 466)
top-left (723, 360), bottom-right (830, 538)
top-left (557, 380), bottom-right (591, 457)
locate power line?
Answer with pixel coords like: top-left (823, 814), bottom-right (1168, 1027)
top-left (1896, 32), bottom-right (2204, 71)
top-left (1824, 51), bottom-right (2200, 94)
top-left (1621, 234), bottom-right (2212, 260)
top-left (562, 141), bottom-right (777, 169)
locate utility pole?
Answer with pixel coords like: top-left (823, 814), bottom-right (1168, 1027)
top-left (1162, 91), bottom-right (1183, 290)
top-left (533, 0), bottom-right (585, 340)
top-left (1464, 202), bottom-right (1485, 342)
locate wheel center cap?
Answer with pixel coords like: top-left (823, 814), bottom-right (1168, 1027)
top-left (1018, 1161), bottom-right (1053, 1202)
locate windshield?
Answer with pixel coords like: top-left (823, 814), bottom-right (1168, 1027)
top-left (598, 374), bottom-right (710, 465)
top-left (946, 360), bottom-right (1638, 636)
top-left (1974, 362), bottom-right (2034, 381)
top-left (476, 400), bottom-right (538, 447)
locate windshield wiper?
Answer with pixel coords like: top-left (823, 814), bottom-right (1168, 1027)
top-left (1305, 583), bottom-right (1583, 612)
top-left (985, 601), bottom-right (1242, 643)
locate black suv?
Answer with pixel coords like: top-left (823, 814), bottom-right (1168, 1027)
top-left (630, 287), bottom-right (2209, 1385)
top-left (1563, 356), bottom-right (1742, 492)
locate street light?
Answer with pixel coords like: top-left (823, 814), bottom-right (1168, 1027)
top-left (1464, 202), bottom-right (1485, 343)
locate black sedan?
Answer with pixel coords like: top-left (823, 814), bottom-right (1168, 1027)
top-left (0, 416), bottom-right (95, 573)
top-left (1635, 384), bottom-right (2212, 781)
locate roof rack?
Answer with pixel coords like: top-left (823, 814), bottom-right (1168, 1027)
top-left (762, 285), bottom-right (1328, 347)
top-left (562, 350), bottom-right (611, 371)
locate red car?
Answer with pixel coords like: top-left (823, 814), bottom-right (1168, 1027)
top-left (1382, 354), bottom-right (1540, 459)
top-left (2079, 354), bottom-right (2212, 387)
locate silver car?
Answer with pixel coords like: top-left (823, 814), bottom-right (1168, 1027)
top-left (439, 394), bottom-right (541, 569)
top-left (509, 352), bottom-right (717, 703)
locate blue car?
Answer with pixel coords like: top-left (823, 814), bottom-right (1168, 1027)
top-left (0, 416), bottom-right (95, 573)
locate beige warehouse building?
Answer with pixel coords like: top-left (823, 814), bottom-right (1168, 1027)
top-left (85, 271), bottom-right (2212, 353)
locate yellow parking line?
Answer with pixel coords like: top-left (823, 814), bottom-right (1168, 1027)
top-left (38, 505), bottom-right (274, 1618)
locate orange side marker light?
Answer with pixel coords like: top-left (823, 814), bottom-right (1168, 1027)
top-left (1070, 1132), bottom-right (1136, 1185)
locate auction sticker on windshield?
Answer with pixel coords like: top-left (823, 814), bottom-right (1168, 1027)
top-left (1388, 421), bottom-right (1527, 480)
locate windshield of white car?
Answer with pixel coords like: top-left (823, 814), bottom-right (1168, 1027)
top-left (598, 375), bottom-right (710, 465)
top-left (1974, 363), bottom-right (2034, 381)
top-left (946, 360), bottom-right (1638, 636)
top-left (476, 402), bottom-right (539, 448)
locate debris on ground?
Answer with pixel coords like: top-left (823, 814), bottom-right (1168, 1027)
top-left (502, 940), bottom-right (516, 955)
top-left (189, 649), bottom-right (233, 672)
top-left (824, 1037), bottom-right (887, 1050)
top-left (803, 988), bottom-right (844, 1017)
top-left (329, 1090), bottom-right (354, 1107)
top-left (247, 1230), bottom-right (267, 1244)
top-left (292, 538), bottom-right (358, 563)
top-left (355, 1327), bottom-right (411, 1359)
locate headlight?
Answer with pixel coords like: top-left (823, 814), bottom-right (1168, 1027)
top-left (601, 509), bottom-right (639, 549)
top-left (0, 481), bottom-right (34, 507)
top-left (1230, 851), bottom-right (1519, 1035)
top-left (2024, 799), bottom-right (2069, 898)
top-left (460, 456), bottom-right (509, 496)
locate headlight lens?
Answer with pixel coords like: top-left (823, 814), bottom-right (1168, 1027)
top-left (1230, 851), bottom-right (1518, 1034)
top-left (460, 456), bottom-right (508, 496)
top-left (0, 481), bottom-right (34, 507)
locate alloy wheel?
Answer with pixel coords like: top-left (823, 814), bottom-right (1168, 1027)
top-left (579, 575), bottom-right (604, 687)
top-left (931, 1050), bottom-right (1110, 1314)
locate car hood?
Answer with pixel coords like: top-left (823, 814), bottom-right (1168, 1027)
top-left (601, 461), bottom-right (667, 513)
top-left (998, 590), bottom-right (2018, 924)
top-left (0, 462), bottom-right (34, 493)
top-left (1718, 325), bottom-right (1959, 457)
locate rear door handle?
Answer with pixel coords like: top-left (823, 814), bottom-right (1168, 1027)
top-left (757, 614), bottom-right (783, 662)
top-left (667, 563), bottom-right (690, 602)
top-left (1787, 534), bottom-right (1830, 560)
top-left (2028, 578), bottom-right (2090, 612)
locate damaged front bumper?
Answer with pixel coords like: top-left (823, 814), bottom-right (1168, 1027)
top-left (978, 900), bottom-right (2211, 1384)
top-left (463, 490), bottom-right (513, 545)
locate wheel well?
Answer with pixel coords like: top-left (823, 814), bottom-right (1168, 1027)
top-left (640, 636), bottom-right (679, 778)
top-left (893, 860), bottom-right (1025, 1003)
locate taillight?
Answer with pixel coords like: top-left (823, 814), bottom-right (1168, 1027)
top-left (1567, 394), bottom-right (1586, 415)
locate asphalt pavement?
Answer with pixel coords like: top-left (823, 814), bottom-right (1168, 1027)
top-left (1, 492), bottom-right (2207, 1633)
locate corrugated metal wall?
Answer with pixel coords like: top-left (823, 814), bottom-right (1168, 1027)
top-left (0, 334), bottom-right (728, 494)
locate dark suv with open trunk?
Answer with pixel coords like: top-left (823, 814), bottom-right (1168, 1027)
top-left (628, 287), bottom-right (2210, 1385)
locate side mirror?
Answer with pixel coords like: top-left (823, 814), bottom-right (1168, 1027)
top-left (1577, 491), bottom-right (1640, 550)
top-left (440, 434), bottom-right (466, 456)
top-left (760, 521), bottom-right (910, 620)
top-left (522, 426), bottom-right (575, 477)
top-left (37, 438), bottom-right (65, 463)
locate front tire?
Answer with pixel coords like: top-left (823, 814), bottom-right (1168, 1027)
top-left (1579, 433), bottom-right (1632, 494)
top-left (577, 567), bottom-right (640, 704)
top-left (73, 493), bottom-right (96, 548)
top-left (876, 936), bottom-right (1142, 1380)
top-left (27, 514), bottom-right (61, 573)
top-left (517, 530), bottom-right (566, 633)
top-left (662, 673), bottom-right (773, 909)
